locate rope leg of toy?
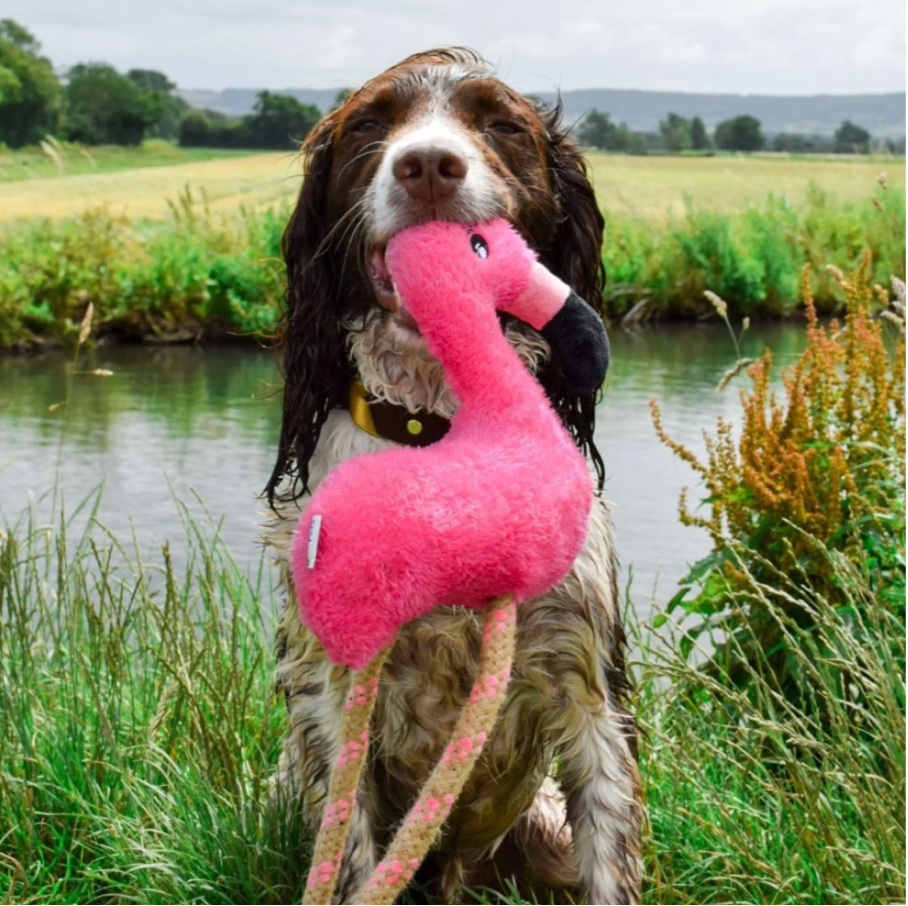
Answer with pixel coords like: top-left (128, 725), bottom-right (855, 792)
top-left (302, 648), bottom-right (389, 906)
top-left (351, 594), bottom-right (518, 905)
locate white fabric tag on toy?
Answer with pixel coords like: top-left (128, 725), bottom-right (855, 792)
top-left (307, 515), bottom-right (322, 569)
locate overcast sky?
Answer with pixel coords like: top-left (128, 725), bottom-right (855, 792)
top-left (8, 0), bottom-right (906, 96)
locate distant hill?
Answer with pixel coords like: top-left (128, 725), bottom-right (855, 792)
top-left (177, 86), bottom-right (906, 139)
top-left (178, 87), bottom-right (340, 117)
top-left (540, 89), bottom-right (906, 138)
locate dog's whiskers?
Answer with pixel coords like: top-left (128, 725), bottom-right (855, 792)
top-left (336, 141), bottom-right (388, 182)
top-left (305, 197), bottom-right (370, 269)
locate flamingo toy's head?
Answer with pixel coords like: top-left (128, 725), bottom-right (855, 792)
top-left (386, 219), bottom-right (609, 396)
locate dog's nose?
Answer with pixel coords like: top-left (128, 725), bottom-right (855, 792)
top-left (392, 146), bottom-right (468, 203)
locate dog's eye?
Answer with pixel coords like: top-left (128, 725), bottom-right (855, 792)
top-left (490, 122), bottom-right (521, 135)
top-left (470, 234), bottom-right (489, 259)
top-left (354, 120), bottom-right (382, 134)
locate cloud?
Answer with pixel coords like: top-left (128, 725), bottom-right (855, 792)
top-left (9, 0), bottom-right (906, 94)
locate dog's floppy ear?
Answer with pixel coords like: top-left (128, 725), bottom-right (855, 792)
top-left (539, 100), bottom-right (606, 318)
top-left (533, 100), bottom-right (607, 491)
top-left (266, 115), bottom-right (350, 506)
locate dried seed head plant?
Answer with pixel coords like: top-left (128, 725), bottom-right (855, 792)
top-left (651, 252), bottom-right (905, 689)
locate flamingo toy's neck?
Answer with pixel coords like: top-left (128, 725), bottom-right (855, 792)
top-left (408, 283), bottom-right (542, 422)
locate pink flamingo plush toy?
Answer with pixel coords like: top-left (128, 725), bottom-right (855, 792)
top-left (291, 219), bottom-right (608, 904)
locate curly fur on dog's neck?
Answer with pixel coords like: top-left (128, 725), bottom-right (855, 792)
top-left (347, 308), bottom-right (551, 418)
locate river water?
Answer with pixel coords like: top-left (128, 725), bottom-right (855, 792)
top-left (0, 322), bottom-right (806, 614)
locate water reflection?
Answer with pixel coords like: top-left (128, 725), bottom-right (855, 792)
top-left (0, 323), bottom-right (806, 614)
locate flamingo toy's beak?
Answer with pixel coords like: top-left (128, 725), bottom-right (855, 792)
top-left (503, 261), bottom-right (610, 396)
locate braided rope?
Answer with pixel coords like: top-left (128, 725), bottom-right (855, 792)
top-left (301, 595), bottom-right (517, 905)
top-left (351, 595), bottom-right (517, 905)
top-left (302, 648), bottom-right (389, 905)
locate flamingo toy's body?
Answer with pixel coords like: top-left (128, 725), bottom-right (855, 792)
top-left (290, 220), bottom-right (599, 670)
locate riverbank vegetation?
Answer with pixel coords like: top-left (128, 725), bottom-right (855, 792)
top-left (1, 259), bottom-right (903, 905)
top-left (0, 175), bottom-right (904, 350)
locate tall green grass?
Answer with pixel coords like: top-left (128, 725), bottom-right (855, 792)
top-left (1, 500), bottom-right (902, 904)
top-left (0, 500), bottom-right (308, 904)
top-left (638, 537), bottom-right (905, 905)
top-left (0, 184), bottom-right (904, 349)
top-left (605, 183), bottom-right (905, 320)
top-left (0, 189), bottom-right (286, 349)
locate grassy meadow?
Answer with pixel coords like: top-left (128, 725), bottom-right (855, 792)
top-left (0, 145), bottom-right (903, 222)
top-left (0, 140), bottom-right (258, 190)
top-left (591, 151), bottom-right (905, 218)
top-left (0, 148), bottom-right (292, 221)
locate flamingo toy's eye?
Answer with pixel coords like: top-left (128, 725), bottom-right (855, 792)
top-left (470, 234), bottom-right (489, 259)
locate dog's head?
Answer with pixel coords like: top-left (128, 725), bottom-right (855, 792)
top-left (267, 48), bottom-right (605, 505)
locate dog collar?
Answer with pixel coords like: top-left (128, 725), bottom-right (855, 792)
top-left (349, 380), bottom-right (451, 447)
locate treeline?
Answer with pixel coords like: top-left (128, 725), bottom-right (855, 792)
top-left (576, 108), bottom-right (901, 155)
top-left (178, 92), bottom-right (320, 149)
top-left (0, 19), bottom-right (319, 151)
top-left (0, 20), bottom-right (187, 147)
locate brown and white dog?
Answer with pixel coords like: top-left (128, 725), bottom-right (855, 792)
top-left (263, 47), bottom-right (642, 904)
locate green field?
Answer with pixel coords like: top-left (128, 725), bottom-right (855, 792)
top-left (0, 145), bottom-right (903, 222)
top-left (589, 151), bottom-right (905, 218)
top-left (0, 140), bottom-right (256, 187)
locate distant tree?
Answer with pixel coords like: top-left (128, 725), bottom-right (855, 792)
top-left (626, 131), bottom-right (649, 155)
top-left (126, 68), bottom-right (174, 96)
top-left (714, 115), bottom-right (764, 152)
top-left (332, 87), bottom-right (353, 110)
top-left (0, 19), bottom-right (61, 147)
top-left (613, 123), bottom-right (634, 152)
top-left (180, 108), bottom-right (245, 147)
top-left (773, 132), bottom-right (806, 153)
top-left (833, 120), bottom-right (871, 154)
top-left (576, 109), bottom-right (633, 151)
top-left (771, 132), bottom-right (835, 153)
top-left (160, 95), bottom-right (189, 140)
top-left (690, 116), bottom-right (710, 150)
top-left (127, 68), bottom-right (187, 140)
top-left (178, 109), bottom-right (212, 146)
top-left (0, 62), bottom-right (20, 103)
top-left (181, 94), bottom-right (320, 149)
top-left (64, 63), bottom-right (156, 145)
top-left (576, 109), bottom-right (611, 149)
top-left (244, 90), bottom-right (320, 149)
top-left (659, 112), bottom-right (693, 152)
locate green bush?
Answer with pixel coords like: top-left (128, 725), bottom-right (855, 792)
top-left (639, 537), bottom-right (905, 905)
top-left (0, 191), bottom-right (285, 348)
top-left (603, 184), bottom-right (906, 320)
